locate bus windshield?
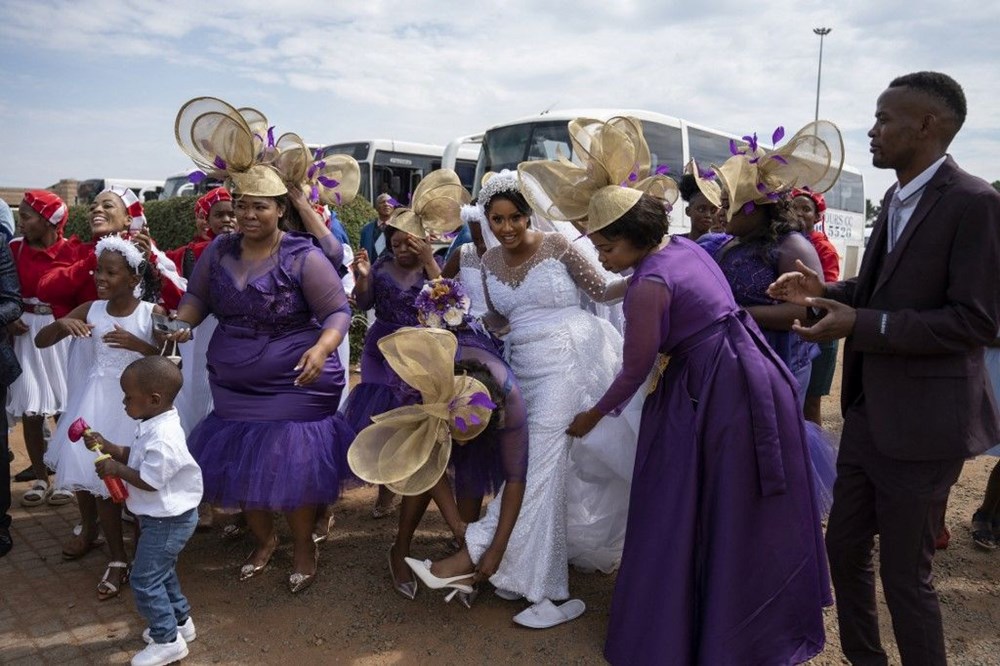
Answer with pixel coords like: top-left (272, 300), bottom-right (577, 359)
top-left (476, 120), bottom-right (683, 196)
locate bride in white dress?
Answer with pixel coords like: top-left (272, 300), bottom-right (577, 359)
top-left (407, 171), bottom-right (639, 623)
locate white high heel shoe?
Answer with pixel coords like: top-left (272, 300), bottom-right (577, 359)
top-left (404, 557), bottom-right (475, 602)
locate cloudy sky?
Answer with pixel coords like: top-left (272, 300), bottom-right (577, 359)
top-left (2, 0), bottom-right (997, 204)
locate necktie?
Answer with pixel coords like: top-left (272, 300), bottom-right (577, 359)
top-left (374, 230), bottom-right (386, 257)
top-left (887, 191), bottom-right (903, 253)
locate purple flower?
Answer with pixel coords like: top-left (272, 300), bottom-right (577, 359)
top-left (468, 392), bottom-right (497, 410)
top-left (771, 126), bottom-right (785, 145)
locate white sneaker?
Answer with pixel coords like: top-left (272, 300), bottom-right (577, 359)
top-left (131, 635), bottom-right (188, 666)
top-left (143, 616), bottom-right (196, 644)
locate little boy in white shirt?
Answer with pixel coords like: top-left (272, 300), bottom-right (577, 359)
top-left (88, 356), bottom-right (203, 666)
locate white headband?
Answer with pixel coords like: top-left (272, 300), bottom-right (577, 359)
top-left (460, 203), bottom-right (486, 226)
top-left (476, 169), bottom-right (521, 209)
top-left (95, 235), bottom-right (144, 273)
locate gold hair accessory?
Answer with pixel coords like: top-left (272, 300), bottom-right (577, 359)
top-left (692, 121), bottom-right (844, 222)
top-left (386, 170), bottom-right (471, 238)
top-left (347, 327), bottom-right (496, 495)
top-left (518, 116), bottom-right (679, 235)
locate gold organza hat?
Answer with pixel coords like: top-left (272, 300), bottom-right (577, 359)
top-left (386, 169), bottom-right (471, 238)
top-left (692, 121), bottom-right (844, 222)
top-left (175, 96), bottom-right (288, 197)
top-left (175, 96), bottom-right (361, 204)
top-left (518, 116), bottom-right (679, 235)
top-left (347, 327), bottom-right (497, 495)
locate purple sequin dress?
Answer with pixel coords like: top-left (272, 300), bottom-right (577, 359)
top-left (342, 255), bottom-right (426, 432)
top-left (600, 237), bottom-right (830, 665)
top-left (181, 232), bottom-right (354, 511)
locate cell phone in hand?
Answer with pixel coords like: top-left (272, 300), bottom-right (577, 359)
top-left (152, 313), bottom-right (183, 334)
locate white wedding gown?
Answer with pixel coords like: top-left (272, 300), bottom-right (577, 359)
top-left (463, 232), bottom-right (641, 603)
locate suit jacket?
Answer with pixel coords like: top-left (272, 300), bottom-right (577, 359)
top-left (827, 156), bottom-right (1000, 460)
top-left (0, 243), bottom-right (23, 388)
top-left (359, 219), bottom-right (388, 262)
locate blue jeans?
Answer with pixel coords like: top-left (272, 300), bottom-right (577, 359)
top-left (131, 508), bottom-right (198, 643)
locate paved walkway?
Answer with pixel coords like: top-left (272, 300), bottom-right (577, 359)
top-left (2, 431), bottom-right (204, 665)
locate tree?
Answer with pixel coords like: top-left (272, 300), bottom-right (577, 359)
top-left (865, 198), bottom-right (882, 226)
top-left (991, 180), bottom-right (999, 193)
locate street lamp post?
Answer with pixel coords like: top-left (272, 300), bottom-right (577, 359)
top-left (813, 27), bottom-right (832, 123)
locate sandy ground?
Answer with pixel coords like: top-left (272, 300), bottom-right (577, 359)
top-left (3, 368), bottom-right (1000, 665)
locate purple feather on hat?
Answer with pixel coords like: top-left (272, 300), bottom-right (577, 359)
top-left (189, 170), bottom-right (207, 184)
top-left (468, 392), bottom-right (497, 410)
top-left (655, 164), bottom-right (670, 175)
top-left (317, 176), bottom-right (340, 188)
top-left (771, 126), bottom-right (785, 145)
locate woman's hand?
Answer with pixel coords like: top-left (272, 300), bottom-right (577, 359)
top-left (59, 318), bottom-right (95, 338)
top-left (767, 259), bottom-right (825, 306)
top-left (410, 235), bottom-right (436, 270)
top-left (294, 343), bottom-right (330, 386)
top-left (351, 248), bottom-right (371, 280)
top-left (103, 324), bottom-right (152, 353)
top-left (130, 228), bottom-right (152, 259)
top-left (475, 544), bottom-right (504, 582)
top-left (566, 408), bottom-right (603, 438)
top-left (6, 318), bottom-right (29, 336)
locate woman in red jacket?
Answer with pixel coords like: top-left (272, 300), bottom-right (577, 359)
top-left (8, 191), bottom-right (79, 506)
top-left (36, 187), bottom-right (186, 316)
top-left (165, 187), bottom-right (235, 278)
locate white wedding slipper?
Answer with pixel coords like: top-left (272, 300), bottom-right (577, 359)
top-left (512, 598), bottom-right (586, 629)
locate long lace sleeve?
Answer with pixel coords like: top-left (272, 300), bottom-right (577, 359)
top-left (177, 238), bottom-right (215, 321)
top-left (315, 233), bottom-right (345, 272)
top-left (298, 248), bottom-right (351, 336)
top-left (594, 277), bottom-right (670, 415)
top-left (556, 235), bottom-right (628, 303)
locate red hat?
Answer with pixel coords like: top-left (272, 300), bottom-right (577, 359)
top-left (791, 187), bottom-right (827, 217)
top-left (194, 187), bottom-right (232, 220)
top-left (23, 190), bottom-right (69, 234)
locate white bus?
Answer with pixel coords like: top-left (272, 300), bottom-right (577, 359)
top-left (316, 140), bottom-right (480, 207)
top-left (444, 109), bottom-right (866, 278)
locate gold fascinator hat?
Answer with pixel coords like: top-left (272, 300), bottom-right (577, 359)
top-left (692, 121), bottom-right (844, 223)
top-left (175, 96), bottom-right (288, 197)
top-left (347, 327), bottom-right (497, 495)
top-left (386, 169), bottom-right (471, 238)
top-left (269, 134), bottom-right (361, 207)
top-left (518, 116), bottom-right (679, 235)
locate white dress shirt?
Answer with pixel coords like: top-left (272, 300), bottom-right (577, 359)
top-left (125, 407), bottom-right (203, 517)
top-left (887, 155), bottom-right (947, 252)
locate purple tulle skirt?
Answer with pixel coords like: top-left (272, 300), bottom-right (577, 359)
top-left (804, 421), bottom-right (838, 517)
top-left (190, 412), bottom-right (356, 511)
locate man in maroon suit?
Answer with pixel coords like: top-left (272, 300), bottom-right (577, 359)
top-left (769, 71), bottom-right (1000, 665)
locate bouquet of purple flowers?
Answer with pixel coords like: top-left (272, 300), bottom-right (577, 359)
top-left (415, 278), bottom-right (473, 330)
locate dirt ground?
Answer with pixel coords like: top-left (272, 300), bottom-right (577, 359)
top-left (3, 368), bottom-right (1000, 665)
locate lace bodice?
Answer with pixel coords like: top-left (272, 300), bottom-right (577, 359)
top-left (481, 233), bottom-right (624, 321)
top-left (88, 300), bottom-right (155, 378)
top-left (364, 255), bottom-right (426, 327)
top-left (458, 243), bottom-right (488, 319)
top-left (180, 233), bottom-right (351, 336)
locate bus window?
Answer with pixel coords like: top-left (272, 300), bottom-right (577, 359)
top-left (527, 123), bottom-right (572, 162)
top-left (824, 170), bottom-right (864, 213)
top-left (641, 122), bottom-right (684, 179)
top-left (454, 159), bottom-right (477, 192)
top-left (688, 127), bottom-right (741, 169)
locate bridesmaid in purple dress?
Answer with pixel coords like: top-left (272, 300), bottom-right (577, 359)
top-left (171, 164), bottom-right (354, 594)
top-left (521, 117), bottom-right (834, 664)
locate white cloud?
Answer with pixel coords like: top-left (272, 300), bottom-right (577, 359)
top-left (1, 0), bottom-right (998, 199)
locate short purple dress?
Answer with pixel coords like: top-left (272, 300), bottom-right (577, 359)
top-left (182, 232), bottom-right (355, 511)
top-left (598, 237), bottom-right (830, 665)
top-left (342, 255), bottom-right (426, 431)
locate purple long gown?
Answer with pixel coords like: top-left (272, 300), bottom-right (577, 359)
top-left (182, 232), bottom-right (354, 511)
top-left (598, 236), bottom-right (830, 665)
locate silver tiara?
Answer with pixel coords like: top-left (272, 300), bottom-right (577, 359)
top-left (476, 169), bottom-right (521, 208)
